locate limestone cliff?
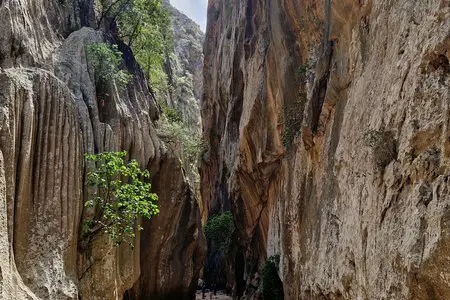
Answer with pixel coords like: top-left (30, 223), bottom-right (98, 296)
top-left (162, 1), bottom-right (205, 132)
top-left (201, 0), bottom-right (449, 298)
top-left (0, 0), bottom-right (205, 299)
top-left (158, 2), bottom-right (206, 220)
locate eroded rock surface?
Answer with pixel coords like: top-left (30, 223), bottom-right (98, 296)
top-left (162, 1), bottom-right (205, 131)
top-left (158, 2), bottom-right (206, 221)
top-left (0, 0), bottom-right (205, 299)
top-left (201, 0), bottom-right (450, 298)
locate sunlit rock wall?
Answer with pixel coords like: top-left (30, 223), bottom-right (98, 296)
top-left (201, 0), bottom-right (449, 298)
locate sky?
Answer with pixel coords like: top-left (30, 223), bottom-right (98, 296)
top-left (170, 0), bottom-right (208, 32)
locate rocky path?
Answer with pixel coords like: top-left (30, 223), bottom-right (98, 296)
top-left (196, 290), bottom-right (233, 300)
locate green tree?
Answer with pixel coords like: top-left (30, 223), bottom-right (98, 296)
top-left (95, 0), bottom-right (172, 93)
top-left (204, 212), bottom-right (234, 251)
top-left (87, 43), bottom-right (131, 85)
top-left (84, 151), bottom-right (159, 246)
top-left (203, 212), bottom-right (234, 289)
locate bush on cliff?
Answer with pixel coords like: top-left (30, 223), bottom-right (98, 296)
top-left (87, 42), bottom-right (131, 85)
top-left (157, 106), bottom-right (201, 173)
top-left (84, 151), bottom-right (159, 247)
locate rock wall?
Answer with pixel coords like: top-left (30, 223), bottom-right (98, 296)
top-left (162, 1), bottom-right (205, 132)
top-left (0, 0), bottom-right (205, 299)
top-left (160, 2), bottom-right (206, 220)
top-left (201, 0), bottom-right (450, 298)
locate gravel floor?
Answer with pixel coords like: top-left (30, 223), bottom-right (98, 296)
top-left (195, 290), bottom-right (233, 300)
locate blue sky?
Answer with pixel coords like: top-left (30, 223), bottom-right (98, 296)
top-left (170, 0), bottom-right (208, 32)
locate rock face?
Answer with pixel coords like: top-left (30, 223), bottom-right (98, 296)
top-left (201, 0), bottom-right (449, 298)
top-left (163, 1), bottom-right (205, 132)
top-left (0, 0), bottom-right (205, 299)
top-left (159, 2), bottom-right (206, 220)
top-left (127, 150), bottom-right (206, 299)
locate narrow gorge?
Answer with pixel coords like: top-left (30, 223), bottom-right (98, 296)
top-left (0, 0), bottom-right (449, 300)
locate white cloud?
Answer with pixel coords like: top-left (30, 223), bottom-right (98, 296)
top-left (170, 0), bottom-right (207, 32)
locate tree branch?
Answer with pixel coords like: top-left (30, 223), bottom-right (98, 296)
top-left (96, 0), bottom-right (123, 29)
top-left (127, 15), bottom-right (142, 47)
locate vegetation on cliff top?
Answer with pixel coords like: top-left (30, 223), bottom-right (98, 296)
top-left (95, 0), bottom-right (172, 91)
top-left (92, 0), bottom-right (201, 167)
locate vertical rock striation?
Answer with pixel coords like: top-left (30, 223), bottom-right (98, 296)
top-left (0, 0), bottom-right (205, 299)
top-left (0, 67), bottom-right (82, 300)
top-left (201, 0), bottom-right (449, 298)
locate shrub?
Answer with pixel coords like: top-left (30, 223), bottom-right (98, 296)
top-left (161, 104), bottom-right (182, 123)
top-left (262, 255), bottom-right (284, 300)
top-left (295, 64), bottom-right (308, 84)
top-left (204, 212), bottom-right (234, 251)
top-left (84, 151), bottom-right (159, 247)
top-left (157, 108), bottom-right (201, 171)
top-left (87, 43), bottom-right (131, 85)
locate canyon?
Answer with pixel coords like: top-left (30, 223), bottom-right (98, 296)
top-left (0, 0), bottom-right (449, 299)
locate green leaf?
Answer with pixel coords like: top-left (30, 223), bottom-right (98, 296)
top-left (204, 212), bottom-right (234, 251)
top-left (83, 151), bottom-right (159, 247)
top-left (87, 42), bottom-right (131, 86)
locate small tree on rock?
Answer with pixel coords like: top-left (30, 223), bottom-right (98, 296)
top-left (87, 43), bottom-right (131, 85)
top-left (84, 151), bottom-right (159, 247)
